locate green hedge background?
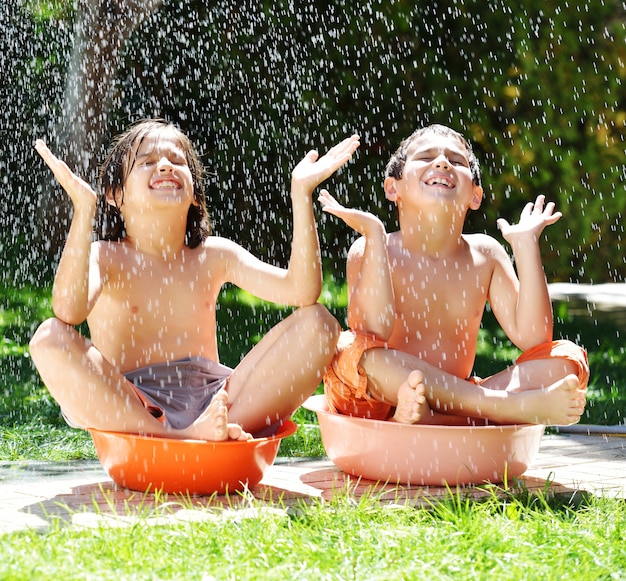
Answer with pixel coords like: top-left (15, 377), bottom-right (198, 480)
top-left (1, 0), bottom-right (625, 286)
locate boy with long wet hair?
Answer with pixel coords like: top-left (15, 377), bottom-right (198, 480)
top-left (96, 119), bottom-right (210, 247)
top-left (31, 119), bottom-right (360, 440)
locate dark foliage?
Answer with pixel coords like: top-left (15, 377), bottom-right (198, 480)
top-left (1, 0), bottom-right (625, 286)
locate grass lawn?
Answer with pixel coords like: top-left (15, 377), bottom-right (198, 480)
top-left (1, 490), bottom-right (625, 580)
top-left (1, 281), bottom-right (625, 579)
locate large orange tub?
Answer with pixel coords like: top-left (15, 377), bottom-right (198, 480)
top-left (89, 420), bottom-right (297, 495)
top-left (304, 395), bottom-right (544, 486)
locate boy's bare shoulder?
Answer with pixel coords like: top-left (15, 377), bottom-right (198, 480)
top-left (90, 239), bottom-right (123, 264)
top-left (90, 239), bottom-right (155, 268)
top-left (463, 232), bottom-right (508, 259)
top-left (200, 235), bottom-right (238, 251)
top-left (348, 230), bottom-right (396, 257)
top-left (199, 235), bottom-right (248, 261)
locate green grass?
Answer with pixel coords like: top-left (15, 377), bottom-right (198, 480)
top-left (0, 489), bottom-right (625, 579)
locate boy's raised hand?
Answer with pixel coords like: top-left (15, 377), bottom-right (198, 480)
top-left (35, 140), bottom-right (97, 210)
top-left (496, 194), bottom-right (562, 244)
top-left (318, 189), bottom-right (385, 237)
top-left (291, 135), bottom-right (360, 195)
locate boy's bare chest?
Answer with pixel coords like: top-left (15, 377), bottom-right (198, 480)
top-left (89, 246), bottom-right (225, 368)
top-left (388, 251), bottom-right (492, 324)
top-left (101, 251), bottom-right (222, 324)
top-left (115, 268), bottom-right (215, 311)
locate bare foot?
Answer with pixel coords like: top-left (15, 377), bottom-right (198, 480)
top-left (391, 370), bottom-right (430, 424)
top-left (499, 374), bottom-right (587, 425)
top-left (186, 390), bottom-right (252, 441)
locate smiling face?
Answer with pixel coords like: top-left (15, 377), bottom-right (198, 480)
top-left (384, 129), bottom-right (483, 215)
top-left (97, 119), bottom-right (211, 247)
top-left (115, 127), bottom-right (196, 212)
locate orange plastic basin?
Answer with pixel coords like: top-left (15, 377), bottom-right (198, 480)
top-left (89, 420), bottom-right (297, 495)
top-left (304, 395), bottom-right (544, 486)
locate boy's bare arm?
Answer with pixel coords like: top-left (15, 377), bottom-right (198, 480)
top-left (35, 140), bottom-right (101, 325)
top-left (491, 195), bottom-right (561, 350)
top-left (318, 191), bottom-right (395, 339)
top-left (287, 135), bottom-right (360, 304)
top-left (227, 135), bottom-right (360, 306)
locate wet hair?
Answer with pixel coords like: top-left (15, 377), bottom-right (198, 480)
top-left (385, 124), bottom-right (481, 186)
top-left (95, 119), bottom-right (210, 247)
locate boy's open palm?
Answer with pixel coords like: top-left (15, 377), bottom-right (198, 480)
top-left (291, 135), bottom-right (360, 193)
top-left (496, 194), bottom-right (562, 244)
top-left (35, 140), bottom-right (97, 210)
top-left (318, 190), bottom-right (385, 237)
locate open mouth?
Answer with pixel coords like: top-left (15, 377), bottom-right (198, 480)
top-left (151, 180), bottom-right (181, 190)
top-left (425, 176), bottom-right (455, 189)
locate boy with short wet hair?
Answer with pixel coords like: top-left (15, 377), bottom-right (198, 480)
top-left (319, 124), bottom-right (588, 426)
top-left (30, 119), bottom-right (360, 440)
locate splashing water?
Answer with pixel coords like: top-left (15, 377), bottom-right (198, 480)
top-left (1, 1), bottom-right (624, 287)
top-left (1, 0), bottom-right (625, 427)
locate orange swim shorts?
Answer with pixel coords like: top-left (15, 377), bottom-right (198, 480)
top-left (515, 339), bottom-right (590, 388)
top-left (323, 330), bottom-right (590, 421)
top-left (323, 331), bottom-right (392, 420)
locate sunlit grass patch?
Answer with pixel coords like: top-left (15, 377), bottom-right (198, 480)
top-left (0, 423), bottom-right (96, 461)
top-left (1, 490), bottom-right (625, 580)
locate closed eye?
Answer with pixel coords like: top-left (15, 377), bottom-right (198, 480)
top-left (136, 154), bottom-right (156, 167)
top-left (137, 154), bottom-right (187, 167)
top-left (415, 155), bottom-right (467, 166)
